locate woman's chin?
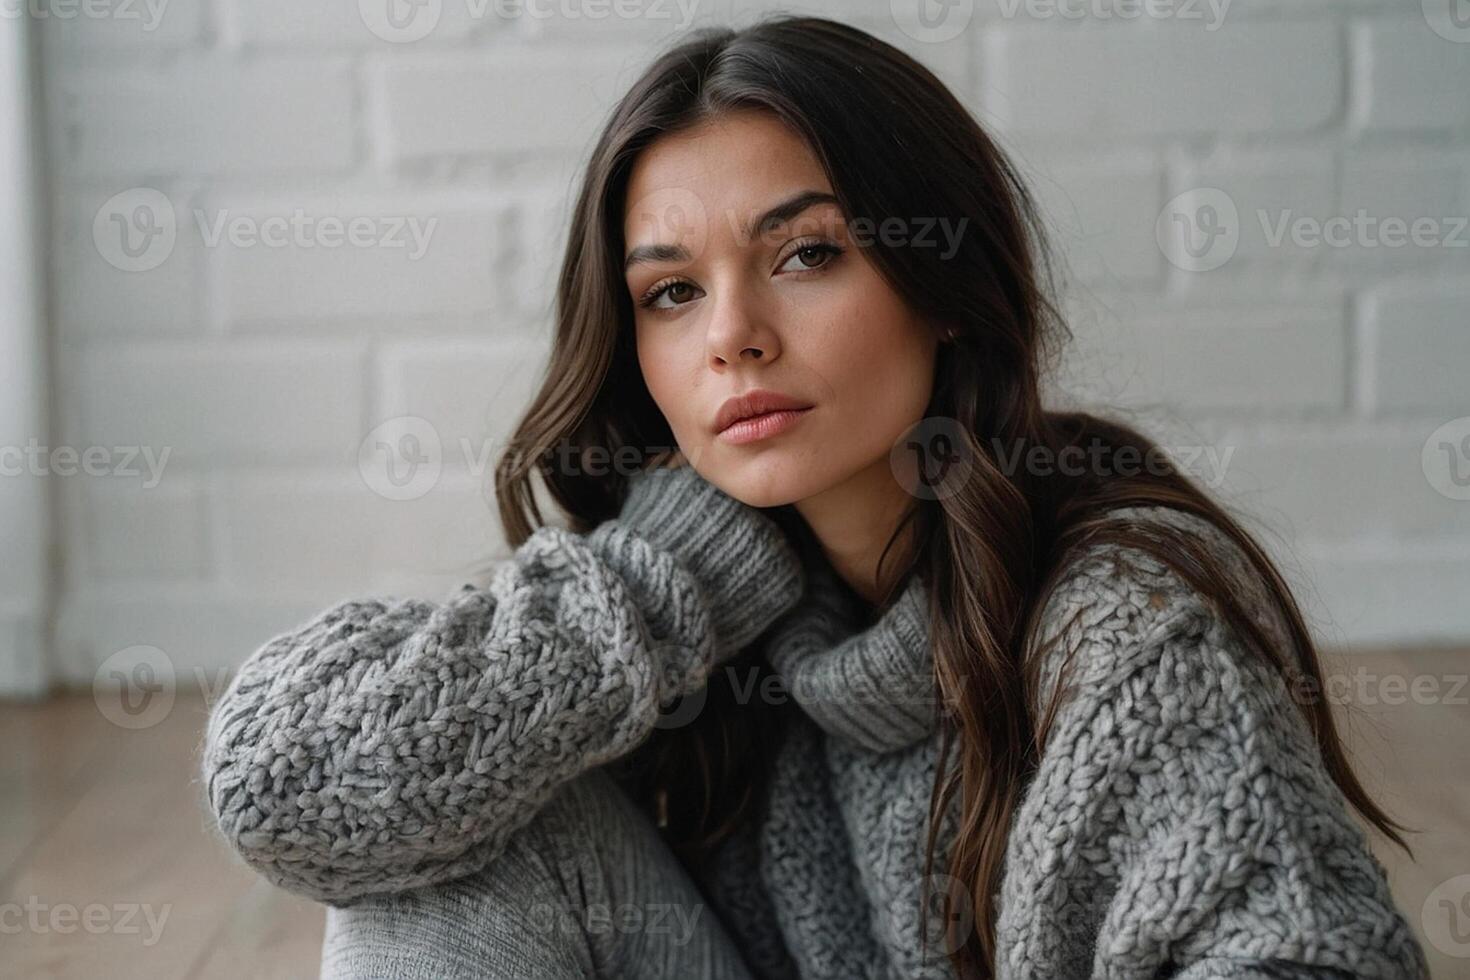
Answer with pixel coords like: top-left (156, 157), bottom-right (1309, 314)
top-left (706, 460), bottom-right (812, 511)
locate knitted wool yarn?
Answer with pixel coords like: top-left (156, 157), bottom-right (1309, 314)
top-left (200, 464), bottom-right (1428, 979)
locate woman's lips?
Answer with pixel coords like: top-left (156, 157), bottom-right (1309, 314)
top-left (716, 407), bottom-right (814, 445)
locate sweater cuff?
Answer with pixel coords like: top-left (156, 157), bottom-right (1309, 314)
top-left (591, 464), bottom-right (806, 656)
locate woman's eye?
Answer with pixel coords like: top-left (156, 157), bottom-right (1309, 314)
top-left (642, 280), bottom-right (703, 310)
top-left (778, 242), bottom-right (841, 274)
top-left (638, 243), bottom-right (841, 310)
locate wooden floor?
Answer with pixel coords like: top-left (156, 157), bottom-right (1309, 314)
top-left (0, 692), bottom-right (324, 979)
top-left (1, 648), bottom-right (1467, 979)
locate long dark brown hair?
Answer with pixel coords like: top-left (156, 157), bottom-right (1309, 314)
top-left (488, 16), bottom-right (1409, 979)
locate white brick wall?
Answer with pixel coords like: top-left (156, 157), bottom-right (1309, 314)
top-left (982, 22), bottom-right (1343, 137)
top-left (33, 0), bottom-right (1470, 691)
top-left (2, 11), bottom-right (48, 696)
top-left (56, 56), bottom-right (359, 176)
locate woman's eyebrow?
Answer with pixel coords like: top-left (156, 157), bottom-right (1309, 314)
top-left (623, 241), bottom-right (691, 273)
top-left (744, 190), bottom-right (841, 240)
top-left (623, 190), bottom-right (841, 273)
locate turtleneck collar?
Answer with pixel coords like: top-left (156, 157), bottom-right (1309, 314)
top-left (761, 531), bottom-right (937, 754)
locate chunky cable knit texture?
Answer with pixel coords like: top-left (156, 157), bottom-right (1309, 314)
top-left (200, 464), bottom-right (1427, 980)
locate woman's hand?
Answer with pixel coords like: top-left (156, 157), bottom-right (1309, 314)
top-left (608, 446), bottom-right (806, 660)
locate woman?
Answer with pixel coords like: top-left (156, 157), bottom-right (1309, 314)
top-left (200, 16), bottom-right (1428, 980)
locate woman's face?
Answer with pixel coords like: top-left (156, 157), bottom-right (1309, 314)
top-left (622, 108), bottom-right (940, 509)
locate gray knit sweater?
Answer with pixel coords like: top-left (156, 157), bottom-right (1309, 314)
top-left (200, 463), bottom-right (1428, 980)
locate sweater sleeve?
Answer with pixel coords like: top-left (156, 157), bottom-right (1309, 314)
top-left (199, 464), bottom-right (804, 907)
top-left (997, 510), bottom-right (1429, 980)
